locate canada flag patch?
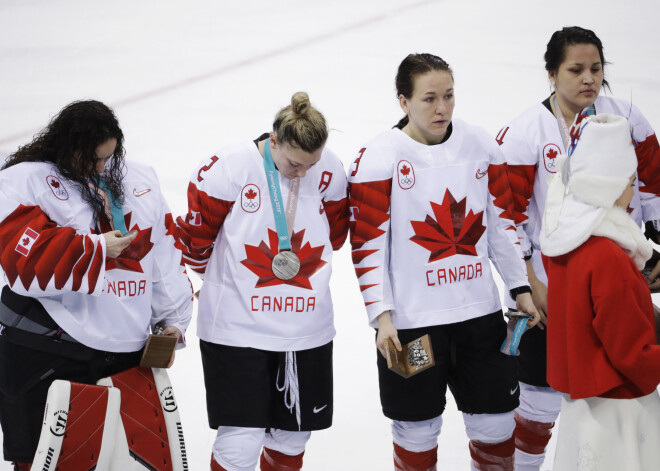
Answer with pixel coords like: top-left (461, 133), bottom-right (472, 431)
top-left (15, 227), bottom-right (40, 257)
top-left (187, 210), bottom-right (202, 227)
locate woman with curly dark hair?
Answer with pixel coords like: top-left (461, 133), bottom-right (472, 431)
top-left (0, 100), bottom-right (192, 469)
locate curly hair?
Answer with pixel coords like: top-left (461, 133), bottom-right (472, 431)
top-left (3, 100), bottom-right (126, 225)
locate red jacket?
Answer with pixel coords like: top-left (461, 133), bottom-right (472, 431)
top-left (543, 236), bottom-right (660, 399)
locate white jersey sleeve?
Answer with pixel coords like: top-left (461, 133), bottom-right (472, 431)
top-left (145, 168), bottom-right (193, 339)
top-left (495, 122), bottom-right (538, 257)
top-left (347, 142), bottom-right (395, 324)
top-left (319, 151), bottom-right (349, 250)
top-left (176, 152), bottom-right (238, 275)
top-left (0, 163), bottom-right (107, 297)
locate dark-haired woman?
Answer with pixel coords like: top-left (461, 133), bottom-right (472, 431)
top-left (348, 54), bottom-right (539, 471)
top-left (177, 92), bottom-right (348, 471)
top-left (0, 100), bottom-right (192, 469)
top-left (497, 26), bottom-right (660, 471)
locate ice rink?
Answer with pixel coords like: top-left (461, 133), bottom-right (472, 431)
top-left (1, 0), bottom-right (659, 469)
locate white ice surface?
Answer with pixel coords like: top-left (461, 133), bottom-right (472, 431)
top-left (1, 0), bottom-right (659, 469)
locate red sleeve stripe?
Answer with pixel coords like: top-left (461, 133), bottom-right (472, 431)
top-left (487, 163), bottom-right (516, 221)
top-left (636, 134), bottom-right (660, 196)
top-left (351, 249), bottom-right (378, 264)
top-left (0, 205), bottom-right (103, 292)
top-left (176, 183), bottom-right (234, 272)
top-left (348, 179), bottom-right (392, 250)
top-left (360, 284), bottom-right (379, 292)
top-left (322, 198), bottom-right (349, 250)
top-left (506, 165), bottom-right (536, 224)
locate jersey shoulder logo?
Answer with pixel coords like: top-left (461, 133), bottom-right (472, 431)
top-left (397, 160), bottom-right (415, 190)
top-left (241, 184), bottom-right (261, 213)
top-left (475, 168), bottom-right (488, 179)
top-left (542, 143), bottom-right (561, 173)
top-left (46, 175), bottom-right (69, 200)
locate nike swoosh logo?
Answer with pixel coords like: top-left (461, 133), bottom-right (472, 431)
top-left (510, 384), bottom-right (519, 395)
top-left (133, 188), bottom-right (151, 197)
top-left (475, 169), bottom-right (487, 179)
top-left (313, 405), bottom-right (327, 413)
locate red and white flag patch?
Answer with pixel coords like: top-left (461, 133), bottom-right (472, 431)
top-left (15, 227), bottom-right (40, 257)
top-left (187, 210), bottom-right (201, 226)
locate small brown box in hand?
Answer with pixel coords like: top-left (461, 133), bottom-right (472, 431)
top-left (139, 334), bottom-right (177, 368)
top-left (385, 334), bottom-right (435, 379)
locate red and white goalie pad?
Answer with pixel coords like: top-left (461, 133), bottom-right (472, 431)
top-left (32, 380), bottom-right (121, 470)
top-left (32, 367), bottom-right (187, 471)
top-left (98, 367), bottom-right (188, 471)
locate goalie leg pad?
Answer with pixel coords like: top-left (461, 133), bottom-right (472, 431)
top-left (100, 366), bottom-right (188, 471)
top-left (31, 380), bottom-right (120, 471)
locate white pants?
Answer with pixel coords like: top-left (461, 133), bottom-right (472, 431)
top-left (212, 427), bottom-right (311, 471)
top-left (553, 391), bottom-right (660, 471)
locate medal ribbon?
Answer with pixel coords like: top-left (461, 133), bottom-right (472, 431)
top-left (98, 177), bottom-right (128, 235)
top-left (263, 139), bottom-right (300, 252)
top-left (553, 94), bottom-right (595, 152)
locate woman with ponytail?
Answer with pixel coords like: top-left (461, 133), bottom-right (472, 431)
top-left (177, 92), bottom-right (349, 471)
top-left (348, 54), bottom-right (539, 471)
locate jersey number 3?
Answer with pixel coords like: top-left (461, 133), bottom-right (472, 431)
top-left (197, 156), bottom-right (220, 182)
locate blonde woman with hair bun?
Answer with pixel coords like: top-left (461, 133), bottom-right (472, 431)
top-left (177, 92), bottom-right (349, 471)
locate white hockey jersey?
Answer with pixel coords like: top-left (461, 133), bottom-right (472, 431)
top-left (0, 161), bottom-right (193, 352)
top-left (348, 121), bottom-right (528, 329)
top-left (176, 139), bottom-right (349, 352)
top-left (498, 94), bottom-right (660, 285)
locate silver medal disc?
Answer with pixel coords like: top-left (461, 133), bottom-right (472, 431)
top-left (272, 251), bottom-right (300, 280)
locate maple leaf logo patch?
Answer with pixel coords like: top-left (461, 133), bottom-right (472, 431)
top-left (397, 160), bottom-right (415, 190)
top-left (542, 143), bottom-right (562, 173)
top-left (410, 189), bottom-right (486, 262)
top-left (46, 175), bottom-right (69, 200)
top-left (241, 229), bottom-right (327, 289)
top-left (241, 184), bottom-right (260, 213)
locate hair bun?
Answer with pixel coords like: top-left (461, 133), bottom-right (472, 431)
top-left (291, 91), bottom-right (310, 116)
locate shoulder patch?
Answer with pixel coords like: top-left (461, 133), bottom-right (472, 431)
top-left (542, 143), bottom-right (561, 173)
top-left (397, 160), bottom-right (415, 190)
top-left (46, 175), bottom-right (69, 200)
top-left (241, 184), bottom-right (260, 213)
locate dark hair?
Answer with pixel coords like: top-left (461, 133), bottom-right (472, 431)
top-left (394, 53), bottom-right (453, 129)
top-left (3, 100), bottom-right (126, 225)
top-left (273, 91), bottom-right (328, 153)
top-left (544, 26), bottom-right (610, 91)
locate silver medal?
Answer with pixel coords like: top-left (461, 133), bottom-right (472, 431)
top-left (272, 251), bottom-right (300, 280)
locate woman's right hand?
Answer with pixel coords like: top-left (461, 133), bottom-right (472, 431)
top-left (526, 260), bottom-right (548, 329)
top-left (103, 230), bottom-right (137, 258)
top-left (376, 311), bottom-right (401, 358)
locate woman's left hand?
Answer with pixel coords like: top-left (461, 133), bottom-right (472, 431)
top-left (162, 326), bottom-right (182, 368)
top-left (516, 292), bottom-right (543, 329)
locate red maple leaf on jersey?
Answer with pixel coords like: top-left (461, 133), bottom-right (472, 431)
top-left (410, 189), bottom-right (486, 262)
top-left (245, 188), bottom-right (257, 200)
top-left (400, 165), bottom-right (410, 176)
top-left (546, 148), bottom-right (558, 160)
top-left (241, 229), bottom-right (327, 289)
top-left (97, 212), bottom-right (154, 272)
top-left (50, 180), bottom-right (60, 188)
top-left (22, 237), bottom-right (30, 246)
